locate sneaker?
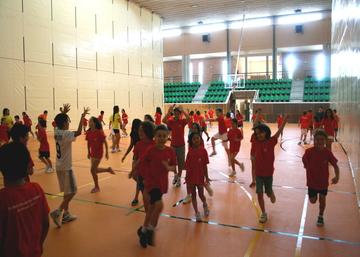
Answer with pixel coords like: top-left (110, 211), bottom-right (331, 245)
top-left (298, 141), bottom-right (301, 145)
top-left (62, 212), bottom-right (77, 224)
top-left (116, 148), bottom-right (121, 152)
top-left (270, 193), bottom-right (276, 203)
top-left (183, 194), bottom-right (192, 204)
top-left (210, 151), bottom-right (217, 157)
top-left (50, 209), bottom-right (63, 228)
top-left (259, 212), bottom-right (268, 223)
top-left (203, 205), bottom-right (210, 217)
top-left (205, 183), bottom-right (214, 196)
top-left (137, 227), bottom-right (147, 248)
top-left (229, 170), bottom-right (236, 177)
top-left (304, 141), bottom-right (307, 145)
top-left (45, 167), bottom-right (54, 173)
top-left (239, 163), bottom-right (245, 172)
top-left (111, 148), bottom-right (116, 153)
top-left (146, 229), bottom-right (155, 246)
top-left (316, 216), bottom-right (324, 227)
top-left (175, 177), bottom-right (181, 187)
top-left (90, 187), bottom-right (100, 193)
top-left (195, 212), bottom-right (202, 222)
top-left (131, 199), bottom-right (139, 206)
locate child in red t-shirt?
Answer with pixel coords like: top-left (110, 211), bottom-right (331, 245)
top-left (302, 129), bottom-right (340, 226)
top-left (236, 110), bottom-right (244, 128)
top-left (86, 117), bottom-right (114, 193)
top-left (196, 110), bottom-right (210, 141)
top-left (35, 118), bottom-right (53, 173)
top-left (227, 119), bottom-right (244, 177)
top-left (137, 125), bottom-right (177, 248)
top-left (14, 115), bottom-right (23, 125)
top-left (0, 142), bottom-right (49, 257)
top-left (276, 114), bottom-right (284, 138)
top-left (22, 112), bottom-right (34, 137)
top-left (298, 111), bottom-right (310, 145)
top-left (224, 112), bottom-right (232, 129)
top-left (306, 110), bottom-right (314, 140)
top-left (98, 110), bottom-right (106, 126)
top-left (207, 109), bottom-right (214, 127)
top-left (154, 107), bottom-right (162, 126)
top-left (321, 109), bottom-right (337, 151)
top-left (0, 118), bottom-right (9, 147)
top-left (185, 132), bottom-right (210, 222)
top-left (253, 115), bottom-right (288, 223)
top-left (121, 109), bottom-right (129, 136)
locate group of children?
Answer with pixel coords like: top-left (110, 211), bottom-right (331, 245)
top-left (0, 103), bottom-right (341, 254)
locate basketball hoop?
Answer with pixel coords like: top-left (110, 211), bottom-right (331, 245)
top-left (224, 74), bottom-right (246, 90)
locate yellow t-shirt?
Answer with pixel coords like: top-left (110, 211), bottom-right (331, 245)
top-left (109, 113), bottom-right (121, 129)
top-left (2, 115), bottom-right (14, 128)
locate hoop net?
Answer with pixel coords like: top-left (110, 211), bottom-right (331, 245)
top-left (224, 74), bottom-right (246, 90)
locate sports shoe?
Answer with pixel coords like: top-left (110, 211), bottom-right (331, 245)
top-left (62, 212), bottom-right (77, 224)
top-left (131, 199), bottom-right (139, 206)
top-left (229, 170), bottom-right (236, 177)
top-left (209, 151), bottom-right (217, 157)
top-left (259, 212), bottom-right (268, 223)
top-left (316, 216), bottom-right (324, 227)
top-left (45, 167), bottom-right (54, 173)
top-left (205, 183), bottom-right (214, 196)
top-left (146, 229), bottom-right (155, 246)
top-left (111, 148), bottom-right (116, 153)
top-left (137, 227), bottom-right (147, 248)
top-left (195, 212), bottom-right (201, 222)
top-left (270, 193), bottom-right (276, 203)
top-left (298, 141), bottom-right (301, 145)
top-left (203, 204), bottom-right (210, 217)
top-left (90, 187), bottom-right (100, 193)
top-left (50, 209), bottom-right (63, 228)
top-left (175, 177), bottom-right (181, 187)
top-left (183, 194), bottom-right (192, 204)
top-left (239, 163), bottom-right (245, 172)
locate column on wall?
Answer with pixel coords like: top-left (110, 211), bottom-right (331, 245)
top-left (272, 21), bottom-right (277, 80)
top-left (182, 55), bottom-right (190, 82)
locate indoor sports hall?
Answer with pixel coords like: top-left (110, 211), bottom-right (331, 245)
top-left (0, 1), bottom-right (359, 257)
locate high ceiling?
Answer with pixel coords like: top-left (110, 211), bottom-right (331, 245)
top-left (131, 0), bottom-right (331, 28)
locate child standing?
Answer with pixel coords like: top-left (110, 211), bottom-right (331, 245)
top-left (109, 105), bottom-right (125, 153)
top-left (321, 109), bottom-right (337, 151)
top-left (1, 108), bottom-right (14, 128)
top-left (236, 110), bottom-right (244, 128)
top-left (121, 109), bottom-right (129, 136)
top-left (22, 112), bottom-right (34, 137)
top-left (98, 111), bottom-right (106, 126)
top-left (185, 133), bottom-right (210, 222)
top-left (50, 104), bottom-right (89, 228)
top-left (302, 129), bottom-right (340, 226)
top-left (0, 142), bottom-right (49, 257)
top-left (86, 117), bottom-right (114, 193)
top-left (0, 118), bottom-right (9, 147)
top-left (209, 108), bottom-right (229, 157)
top-left (298, 111), bottom-right (310, 145)
top-left (227, 119), bottom-right (244, 177)
top-left (253, 115), bottom-right (288, 223)
top-left (35, 118), bottom-right (53, 173)
top-left (137, 125), bottom-right (177, 248)
top-left (333, 109), bottom-right (340, 142)
top-left (307, 110), bottom-right (314, 140)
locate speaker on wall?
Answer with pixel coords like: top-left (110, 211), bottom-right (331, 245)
top-left (295, 25), bottom-right (304, 34)
top-left (202, 34), bottom-right (210, 42)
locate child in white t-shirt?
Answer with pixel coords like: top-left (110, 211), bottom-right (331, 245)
top-left (50, 104), bottom-right (89, 228)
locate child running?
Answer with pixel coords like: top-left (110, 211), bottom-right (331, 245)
top-left (253, 115), bottom-right (288, 223)
top-left (0, 142), bottom-right (49, 257)
top-left (35, 118), bottom-right (53, 173)
top-left (227, 119), bottom-right (244, 177)
top-left (298, 111), bottom-right (310, 145)
top-left (307, 110), bottom-right (314, 140)
top-left (50, 104), bottom-right (89, 228)
top-left (302, 129), bottom-right (340, 226)
top-left (86, 117), bottom-right (115, 193)
top-left (185, 132), bottom-right (210, 222)
top-left (22, 112), bottom-right (34, 137)
top-left (137, 125), bottom-right (177, 248)
top-left (333, 109), bottom-right (340, 142)
top-left (321, 108), bottom-right (337, 151)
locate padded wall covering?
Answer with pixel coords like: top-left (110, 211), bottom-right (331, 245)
top-left (0, 0), bottom-right (163, 128)
top-left (331, 0), bottom-right (360, 206)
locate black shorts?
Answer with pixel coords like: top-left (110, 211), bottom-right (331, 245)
top-left (136, 176), bottom-right (144, 192)
top-left (113, 129), bottom-right (120, 134)
top-left (39, 151), bottom-right (50, 158)
top-left (149, 188), bottom-right (163, 204)
top-left (308, 188), bottom-right (328, 198)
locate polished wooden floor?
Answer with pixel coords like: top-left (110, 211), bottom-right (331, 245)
top-left (2, 123), bottom-right (360, 257)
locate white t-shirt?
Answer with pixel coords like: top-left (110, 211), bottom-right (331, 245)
top-left (54, 129), bottom-right (76, 171)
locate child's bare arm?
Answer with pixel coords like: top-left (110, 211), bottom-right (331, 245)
top-left (104, 140), bottom-right (109, 160)
top-left (162, 104), bottom-right (175, 123)
top-left (180, 106), bottom-right (190, 122)
top-left (274, 115), bottom-right (289, 138)
top-left (122, 141), bottom-right (134, 162)
top-left (331, 164), bottom-right (340, 184)
top-left (162, 160), bottom-right (176, 173)
top-left (87, 141), bottom-right (91, 159)
top-left (204, 165), bottom-right (210, 183)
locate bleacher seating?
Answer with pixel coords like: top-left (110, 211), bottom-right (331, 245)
top-left (164, 82), bottom-right (201, 103)
top-left (303, 77), bottom-right (330, 102)
top-left (202, 79), bottom-right (292, 103)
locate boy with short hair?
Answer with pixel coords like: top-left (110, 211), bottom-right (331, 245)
top-left (302, 129), bottom-right (340, 226)
top-left (0, 142), bottom-right (49, 257)
top-left (50, 104), bottom-right (89, 228)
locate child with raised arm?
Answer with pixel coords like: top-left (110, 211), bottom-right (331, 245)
top-left (50, 104), bottom-right (89, 228)
top-left (302, 129), bottom-right (339, 226)
top-left (253, 115), bottom-right (289, 223)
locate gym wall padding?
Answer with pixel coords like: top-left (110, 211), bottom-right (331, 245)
top-left (0, 0), bottom-right (163, 129)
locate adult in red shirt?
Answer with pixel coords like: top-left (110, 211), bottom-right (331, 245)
top-left (36, 119), bottom-right (53, 173)
top-left (85, 117), bottom-right (114, 193)
top-left (227, 119), bottom-right (244, 177)
top-left (154, 107), bottom-right (162, 126)
top-left (321, 109), bottom-right (337, 151)
top-left (253, 115), bottom-right (288, 223)
top-left (0, 142), bottom-right (49, 257)
top-left (298, 111), bottom-right (310, 145)
top-left (236, 110), bottom-right (244, 128)
top-left (302, 129), bottom-right (339, 226)
top-left (22, 112), bottom-right (34, 137)
top-left (209, 108), bottom-right (229, 159)
top-left (162, 104), bottom-right (190, 188)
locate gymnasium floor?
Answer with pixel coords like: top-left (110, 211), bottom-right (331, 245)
top-left (4, 123), bottom-right (360, 257)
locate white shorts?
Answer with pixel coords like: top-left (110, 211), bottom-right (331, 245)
top-left (301, 129), bottom-right (307, 136)
top-left (56, 169), bottom-right (77, 195)
top-left (213, 133), bottom-right (228, 148)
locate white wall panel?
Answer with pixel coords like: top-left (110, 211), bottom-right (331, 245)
top-left (25, 62), bottom-right (52, 89)
top-left (52, 27), bottom-right (76, 67)
top-left (0, 0), bottom-right (22, 13)
top-left (53, 66), bottom-right (77, 89)
top-left (0, 9), bottom-right (23, 60)
top-left (78, 68), bottom-right (97, 89)
top-left (26, 87), bottom-right (53, 120)
top-left (78, 89), bottom-right (97, 112)
top-left (98, 89), bottom-right (114, 113)
top-left (76, 0), bottom-right (96, 32)
top-left (23, 0), bottom-right (51, 21)
top-left (77, 30), bottom-right (96, 69)
top-left (97, 71), bottom-right (114, 90)
top-left (52, 0), bottom-right (76, 29)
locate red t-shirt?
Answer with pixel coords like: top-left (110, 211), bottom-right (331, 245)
top-left (252, 114), bottom-right (265, 123)
top-left (236, 113), bottom-right (243, 126)
top-left (198, 115), bottom-right (206, 128)
top-left (205, 114), bottom-right (210, 120)
top-left (250, 133), bottom-right (256, 156)
top-left (253, 136), bottom-right (278, 176)
top-left (37, 127), bottom-right (49, 152)
top-left (23, 116), bottom-right (32, 127)
top-left (86, 129), bottom-right (106, 159)
top-left (38, 114), bottom-right (47, 121)
top-left (185, 147), bottom-right (209, 186)
top-left (299, 115), bottom-right (310, 129)
top-left (322, 118), bottom-right (336, 137)
top-left (122, 113), bottom-right (128, 125)
top-left (193, 114), bottom-right (199, 123)
top-left (166, 119), bottom-right (188, 147)
top-left (154, 113), bottom-right (162, 126)
top-left (142, 145), bottom-right (177, 194)
top-left (133, 139), bottom-right (155, 177)
top-left (276, 116), bottom-right (284, 128)
top-left (306, 113), bottom-right (313, 126)
top-left (217, 116), bottom-right (227, 134)
top-left (302, 147), bottom-right (338, 190)
top-left (227, 128), bottom-right (243, 154)
top-left (224, 118), bottom-right (232, 129)
top-left (98, 114), bottom-right (104, 122)
top-left (188, 116), bottom-right (194, 129)
top-left (208, 110), bottom-right (214, 119)
top-left (0, 182), bottom-right (49, 257)
top-left (0, 124), bottom-right (9, 143)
